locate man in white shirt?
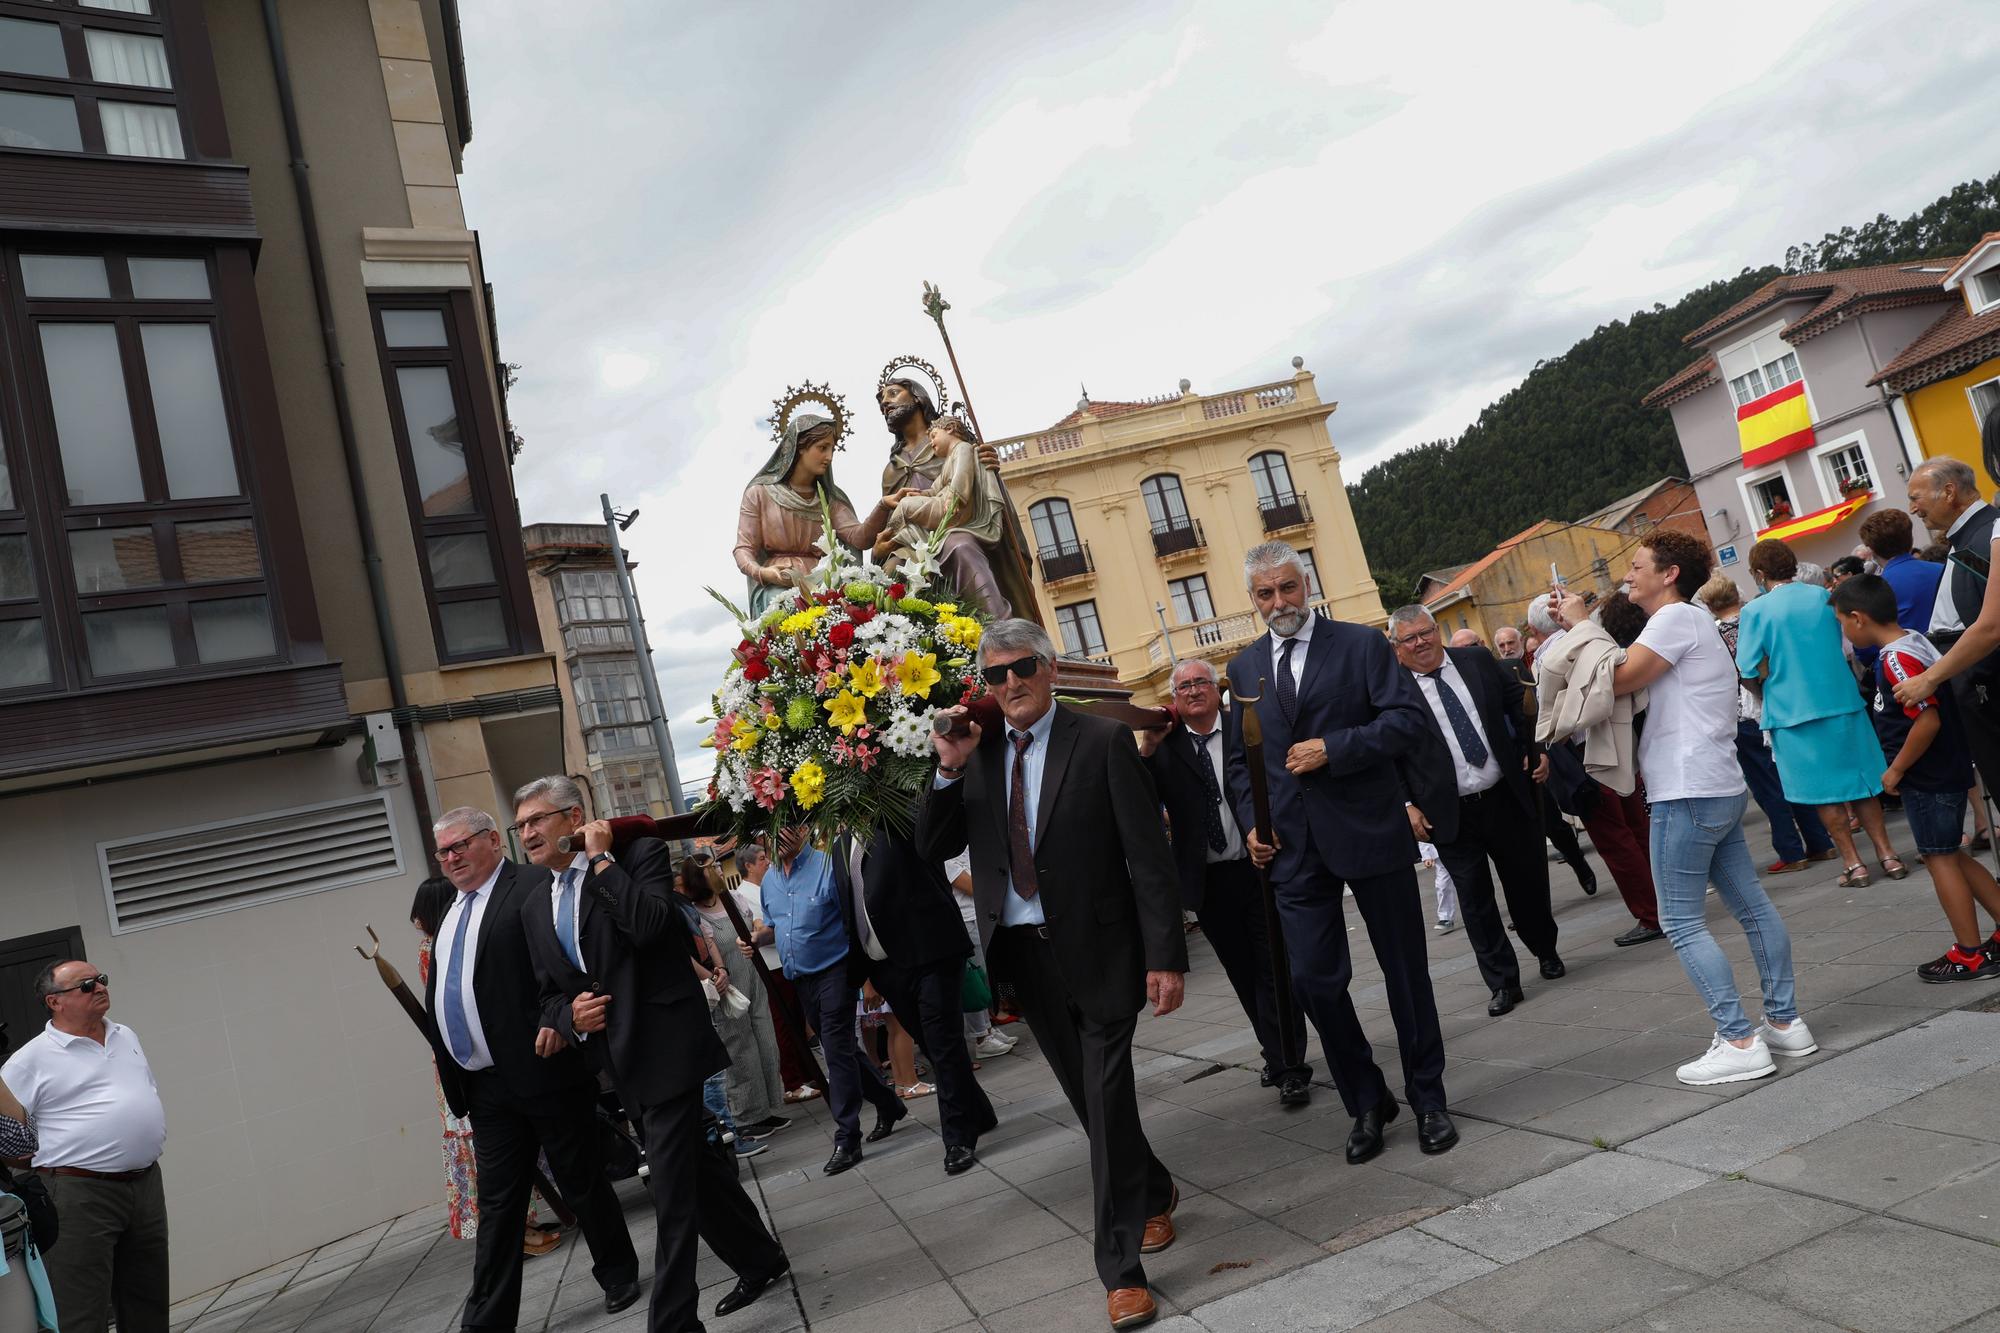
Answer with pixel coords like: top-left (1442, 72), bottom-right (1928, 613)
top-left (1910, 458), bottom-right (2000, 797)
top-left (1, 961), bottom-right (168, 1333)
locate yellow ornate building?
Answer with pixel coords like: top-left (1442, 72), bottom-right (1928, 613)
top-left (992, 360), bottom-right (1387, 703)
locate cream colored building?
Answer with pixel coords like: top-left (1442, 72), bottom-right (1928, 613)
top-left (993, 361), bottom-right (1387, 703)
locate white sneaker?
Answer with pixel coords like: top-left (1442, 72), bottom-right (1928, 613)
top-left (975, 1032), bottom-right (1015, 1058)
top-left (1757, 1018), bottom-right (1819, 1057)
top-left (1675, 1034), bottom-right (1777, 1086)
top-left (1435, 917), bottom-right (1457, 933)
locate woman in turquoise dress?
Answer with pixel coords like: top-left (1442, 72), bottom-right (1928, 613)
top-left (1736, 538), bottom-right (1909, 887)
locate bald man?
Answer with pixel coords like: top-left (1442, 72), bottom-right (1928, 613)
top-left (1448, 629), bottom-right (1484, 650)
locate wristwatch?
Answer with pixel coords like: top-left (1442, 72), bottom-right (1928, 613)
top-left (589, 852), bottom-right (615, 870)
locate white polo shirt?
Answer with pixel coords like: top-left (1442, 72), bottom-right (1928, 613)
top-left (1, 1021), bottom-right (168, 1173)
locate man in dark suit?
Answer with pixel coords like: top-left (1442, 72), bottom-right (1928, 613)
top-left (918, 618), bottom-right (1189, 1332)
top-left (419, 806), bottom-right (641, 1330)
top-left (1388, 606), bottom-right (1565, 1017)
top-left (831, 827), bottom-right (998, 1173)
top-left (510, 777), bottom-right (789, 1333)
top-left (1225, 543), bottom-right (1459, 1167)
top-left (1139, 657), bottom-right (1311, 1106)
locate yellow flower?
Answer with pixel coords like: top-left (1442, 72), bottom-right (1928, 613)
top-left (779, 604), bottom-right (830, 635)
top-left (895, 650), bottom-right (942, 698)
top-left (848, 657), bottom-right (886, 699)
top-left (823, 689), bottom-right (868, 735)
top-left (790, 759), bottom-right (826, 809)
top-left (933, 602), bottom-right (959, 615)
top-left (936, 615), bottom-right (983, 651)
top-left (729, 717), bottom-right (761, 752)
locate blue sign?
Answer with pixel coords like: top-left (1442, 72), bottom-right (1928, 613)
top-left (1717, 544), bottom-right (1739, 566)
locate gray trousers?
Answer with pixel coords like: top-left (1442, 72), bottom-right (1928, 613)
top-left (36, 1164), bottom-right (169, 1333)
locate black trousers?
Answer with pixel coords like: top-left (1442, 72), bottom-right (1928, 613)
top-left (1540, 788), bottom-right (1595, 890)
top-left (793, 961), bottom-right (900, 1148)
top-left (989, 926), bottom-right (1173, 1292)
top-left (1198, 857), bottom-right (1309, 1079)
top-left (1270, 862), bottom-right (1448, 1117)
top-left (1435, 788), bottom-right (1560, 993)
top-left (1952, 675), bottom-right (2000, 812)
top-left (460, 1070), bottom-right (638, 1331)
top-left (864, 954), bottom-right (998, 1148)
top-left (635, 1086), bottom-right (787, 1333)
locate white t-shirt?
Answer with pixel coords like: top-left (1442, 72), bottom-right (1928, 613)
top-left (1634, 600), bottom-right (1748, 802)
top-left (1, 1021), bottom-right (168, 1173)
top-left (944, 850), bottom-right (976, 929)
top-left (733, 883), bottom-right (783, 972)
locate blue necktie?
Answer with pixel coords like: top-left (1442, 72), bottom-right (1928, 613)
top-left (441, 891), bottom-right (477, 1066)
top-left (1275, 637), bottom-right (1298, 723)
top-left (1426, 669), bottom-right (1489, 768)
top-left (555, 868), bottom-right (583, 968)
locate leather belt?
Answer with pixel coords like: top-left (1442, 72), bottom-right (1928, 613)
top-left (1930, 630), bottom-right (1963, 651)
top-left (1001, 924), bottom-right (1052, 941)
top-left (44, 1163), bottom-right (155, 1183)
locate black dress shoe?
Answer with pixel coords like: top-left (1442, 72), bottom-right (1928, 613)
top-left (866, 1104), bottom-right (907, 1143)
top-left (1615, 923), bottom-right (1666, 947)
top-left (1417, 1110), bottom-right (1460, 1155)
top-left (1278, 1071), bottom-right (1312, 1107)
top-left (823, 1144), bottom-right (862, 1175)
top-left (944, 1145), bottom-right (977, 1175)
top-left (604, 1281), bottom-right (642, 1314)
top-left (1488, 986), bottom-right (1524, 1016)
top-left (1539, 955), bottom-right (1566, 980)
top-left (1578, 869), bottom-right (1599, 897)
top-left (1345, 1096), bottom-right (1398, 1164)
top-left (715, 1262), bottom-right (788, 1316)
top-left (1258, 1066), bottom-right (1277, 1088)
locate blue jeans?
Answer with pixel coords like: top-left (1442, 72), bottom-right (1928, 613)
top-left (1650, 792), bottom-right (1800, 1040)
top-left (1734, 720), bottom-right (1835, 862)
top-left (702, 1070), bottom-right (735, 1134)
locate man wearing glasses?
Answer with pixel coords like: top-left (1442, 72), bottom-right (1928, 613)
top-left (1, 961), bottom-right (167, 1332)
top-left (419, 806), bottom-right (642, 1329)
top-left (1138, 658), bottom-right (1312, 1107)
top-left (919, 618), bottom-right (1188, 1331)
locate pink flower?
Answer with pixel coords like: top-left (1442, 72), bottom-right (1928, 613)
top-left (853, 743), bottom-right (880, 771)
top-left (748, 768), bottom-right (785, 810)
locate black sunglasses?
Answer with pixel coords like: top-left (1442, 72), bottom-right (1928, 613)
top-left (980, 654), bottom-right (1042, 686)
top-left (49, 973), bottom-right (109, 997)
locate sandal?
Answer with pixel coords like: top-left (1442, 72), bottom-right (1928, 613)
top-left (783, 1086), bottom-right (823, 1104)
top-left (1838, 864), bottom-right (1871, 888)
top-left (1880, 856), bottom-right (1910, 881)
top-left (898, 1081), bottom-right (936, 1099)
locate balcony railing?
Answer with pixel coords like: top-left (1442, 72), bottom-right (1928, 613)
top-left (1258, 491), bottom-right (1312, 533)
top-left (1141, 599), bottom-right (1333, 667)
top-left (1150, 516), bottom-right (1205, 559)
top-left (1037, 541), bottom-right (1094, 584)
top-left (990, 375), bottom-right (1313, 463)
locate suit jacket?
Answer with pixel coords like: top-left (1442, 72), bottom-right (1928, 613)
top-left (1946, 503), bottom-right (2000, 686)
top-left (1143, 721), bottom-right (1241, 911)
top-left (1395, 645), bottom-right (1536, 844)
top-left (915, 703), bottom-right (1188, 1023)
top-left (422, 858), bottom-right (600, 1119)
top-left (830, 827), bottom-right (973, 984)
top-left (1224, 615), bottom-right (1439, 882)
top-left (521, 837), bottom-right (728, 1110)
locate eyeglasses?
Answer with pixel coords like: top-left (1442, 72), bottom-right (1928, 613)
top-left (1173, 678), bottom-right (1215, 694)
top-left (980, 654), bottom-right (1042, 686)
top-left (506, 809), bottom-right (571, 838)
top-left (434, 830), bottom-right (495, 862)
top-left (1394, 627), bottom-right (1438, 648)
top-left (48, 973), bottom-right (109, 997)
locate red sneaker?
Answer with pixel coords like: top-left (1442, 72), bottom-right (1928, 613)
top-left (1765, 859), bottom-right (1808, 874)
top-left (1917, 946), bottom-right (2000, 983)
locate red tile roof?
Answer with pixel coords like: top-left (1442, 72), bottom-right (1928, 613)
top-left (1942, 231), bottom-right (2000, 290)
top-left (1422, 521), bottom-right (1555, 606)
top-left (1640, 353), bottom-right (1718, 410)
top-left (1047, 396), bottom-right (1176, 430)
top-left (1680, 258), bottom-right (1959, 347)
top-left (1869, 301), bottom-right (2000, 392)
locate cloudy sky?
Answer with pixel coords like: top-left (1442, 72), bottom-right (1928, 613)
top-left (458, 0), bottom-right (2000, 790)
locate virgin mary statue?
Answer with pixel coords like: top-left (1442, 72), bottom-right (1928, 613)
top-left (732, 411), bottom-right (896, 615)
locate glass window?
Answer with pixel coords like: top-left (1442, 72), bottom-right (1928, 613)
top-left (84, 29), bottom-right (171, 88)
top-left (1825, 443), bottom-right (1872, 493)
top-left (1968, 379), bottom-right (2000, 430)
top-left (395, 366), bottom-right (472, 516)
top-left (0, 90), bottom-right (82, 152)
top-left (1140, 475), bottom-right (1189, 531)
top-left (0, 535), bottom-right (32, 601)
top-left (99, 101), bottom-right (182, 158)
top-left (0, 18), bottom-right (68, 78)
top-left (381, 310), bottom-right (448, 347)
top-left (1055, 601), bottom-right (1106, 657)
top-left (1297, 548), bottom-right (1322, 600)
top-left (22, 255), bottom-right (112, 300)
top-left (191, 595), bottom-right (272, 662)
top-left (128, 258), bottom-right (209, 301)
top-left (41, 323), bottom-right (146, 506)
top-left (1248, 452), bottom-right (1295, 507)
top-left (83, 604), bottom-right (174, 675)
top-left (1168, 574), bottom-right (1215, 624)
top-left (70, 527), bottom-right (162, 591)
top-left (440, 598), bottom-right (508, 656)
top-left (1765, 352), bottom-right (1802, 391)
top-left (175, 518), bottom-right (260, 581)
top-left (0, 414), bottom-right (12, 511)
top-left (1029, 498), bottom-right (1079, 554)
top-left (141, 324), bottom-right (240, 498)
top-left (82, 0), bottom-right (155, 12)
top-left (0, 619), bottom-right (50, 689)
top-left (427, 534), bottom-right (495, 589)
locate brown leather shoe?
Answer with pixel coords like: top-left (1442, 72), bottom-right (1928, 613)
top-left (1140, 1182), bottom-right (1179, 1253)
top-left (1107, 1287), bottom-right (1157, 1329)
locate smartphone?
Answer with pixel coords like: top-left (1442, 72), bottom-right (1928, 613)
top-left (1550, 561), bottom-right (1566, 587)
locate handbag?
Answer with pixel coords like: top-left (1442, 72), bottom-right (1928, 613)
top-left (717, 983), bottom-right (751, 1021)
top-left (960, 963), bottom-right (993, 1013)
top-left (0, 1163), bottom-right (55, 1254)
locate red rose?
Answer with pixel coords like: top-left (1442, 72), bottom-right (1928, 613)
top-left (829, 622), bottom-right (856, 649)
top-left (849, 604), bottom-right (876, 625)
top-left (742, 658), bottom-right (771, 683)
top-left (886, 582), bottom-right (907, 600)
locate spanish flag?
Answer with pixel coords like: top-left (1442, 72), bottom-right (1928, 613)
top-left (1758, 493), bottom-right (1870, 543)
top-left (1737, 380), bottom-right (1815, 466)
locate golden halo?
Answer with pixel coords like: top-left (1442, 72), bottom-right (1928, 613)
top-left (877, 355), bottom-right (953, 418)
top-left (769, 381), bottom-right (851, 451)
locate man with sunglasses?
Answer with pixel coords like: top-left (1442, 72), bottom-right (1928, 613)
top-left (419, 806), bottom-right (642, 1329)
top-left (918, 619), bottom-right (1188, 1331)
top-left (1, 961), bottom-right (167, 1332)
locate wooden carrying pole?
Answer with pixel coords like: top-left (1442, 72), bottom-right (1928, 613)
top-left (1228, 681), bottom-right (1303, 1064)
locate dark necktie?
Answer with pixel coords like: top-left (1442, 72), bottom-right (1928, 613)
top-left (1425, 668), bottom-right (1489, 768)
top-left (1275, 637), bottom-right (1298, 723)
top-left (1009, 730), bottom-right (1040, 899)
top-left (1193, 731), bottom-right (1227, 852)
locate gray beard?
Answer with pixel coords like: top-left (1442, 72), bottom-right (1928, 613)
top-left (1264, 606), bottom-right (1308, 637)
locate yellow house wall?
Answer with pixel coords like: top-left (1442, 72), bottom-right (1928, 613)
top-left (1907, 354), bottom-right (2000, 493)
top-left (1431, 525), bottom-right (1632, 643)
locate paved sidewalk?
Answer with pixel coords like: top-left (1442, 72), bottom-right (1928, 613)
top-left (171, 806), bottom-right (2000, 1333)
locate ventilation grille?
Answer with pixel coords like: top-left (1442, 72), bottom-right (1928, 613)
top-left (101, 794), bottom-right (405, 934)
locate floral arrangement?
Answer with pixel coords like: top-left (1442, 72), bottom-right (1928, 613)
top-left (698, 489), bottom-right (985, 846)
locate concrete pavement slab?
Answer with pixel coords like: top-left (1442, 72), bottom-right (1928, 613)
top-left (1592, 1177), bottom-right (1858, 1276)
top-left (1192, 1226), bottom-right (1496, 1332)
top-left (1431, 1236), bottom-right (1700, 1333)
top-left (1752, 1214), bottom-right (2000, 1332)
top-left (1414, 1151), bottom-right (1708, 1264)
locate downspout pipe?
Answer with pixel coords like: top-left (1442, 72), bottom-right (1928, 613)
top-left (260, 0), bottom-right (436, 844)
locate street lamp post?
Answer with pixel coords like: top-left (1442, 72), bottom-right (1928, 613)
top-left (600, 493), bottom-right (686, 816)
top-left (1155, 601), bottom-right (1179, 667)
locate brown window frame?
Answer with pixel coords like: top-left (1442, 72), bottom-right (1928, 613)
top-left (0, 0), bottom-right (187, 161)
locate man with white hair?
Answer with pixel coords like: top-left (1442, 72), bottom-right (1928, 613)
top-left (1494, 626), bottom-right (1524, 659)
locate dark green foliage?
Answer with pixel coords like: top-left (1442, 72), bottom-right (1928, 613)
top-left (1352, 172), bottom-right (2000, 605)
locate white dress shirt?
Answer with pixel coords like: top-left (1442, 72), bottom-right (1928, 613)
top-left (735, 880), bottom-right (783, 971)
top-left (1411, 656), bottom-right (1504, 796)
top-left (936, 703), bottom-right (1055, 927)
top-left (847, 840), bottom-right (890, 962)
top-left (430, 862), bottom-right (503, 1071)
top-left (550, 852), bottom-right (589, 948)
top-left (1266, 610), bottom-right (1316, 692)
top-left (1, 1021), bottom-right (167, 1172)
top-left (1928, 501), bottom-right (1991, 635)
top-left (1183, 723), bottom-right (1246, 862)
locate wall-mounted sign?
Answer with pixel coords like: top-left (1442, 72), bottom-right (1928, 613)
top-left (1717, 544), bottom-right (1739, 566)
